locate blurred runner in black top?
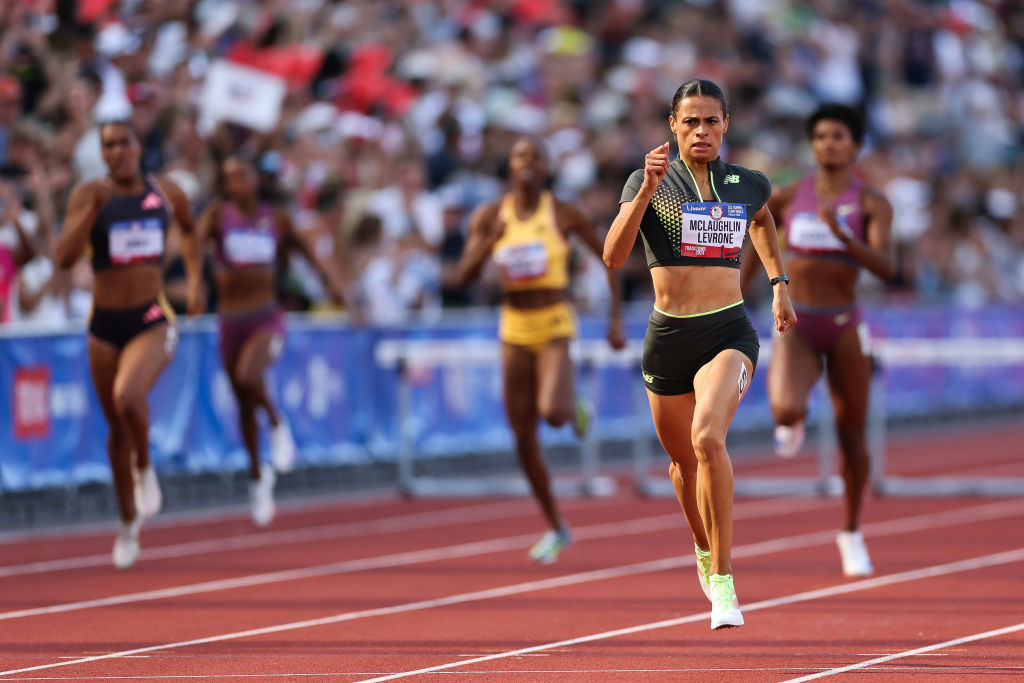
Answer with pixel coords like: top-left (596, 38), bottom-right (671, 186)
top-left (57, 120), bottom-right (203, 570)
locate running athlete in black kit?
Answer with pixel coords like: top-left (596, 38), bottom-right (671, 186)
top-left (58, 121), bottom-right (203, 569)
top-left (604, 79), bottom-right (796, 629)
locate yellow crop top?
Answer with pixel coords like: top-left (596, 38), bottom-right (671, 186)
top-left (491, 192), bottom-right (569, 291)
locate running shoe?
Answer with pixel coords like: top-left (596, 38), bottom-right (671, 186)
top-left (773, 420), bottom-right (805, 459)
top-left (528, 526), bottom-right (573, 564)
top-left (249, 464), bottom-right (277, 527)
top-left (133, 464), bottom-right (162, 518)
top-left (572, 397), bottom-right (592, 439)
top-left (709, 573), bottom-right (744, 629)
top-left (836, 530), bottom-right (874, 577)
top-left (112, 516), bottom-right (143, 570)
top-left (270, 418), bottom-right (298, 473)
top-left (695, 544), bottom-right (712, 601)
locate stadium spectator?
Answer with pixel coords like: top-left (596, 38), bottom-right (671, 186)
top-left (0, 0), bottom-right (1020, 329)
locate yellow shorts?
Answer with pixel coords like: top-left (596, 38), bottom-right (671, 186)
top-left (499, 301), bottom-right (577, 354)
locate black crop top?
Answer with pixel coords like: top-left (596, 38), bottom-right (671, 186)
top-left (619, 157), bottom-right (771, 270)
top-left (90, 175), bottom-right (171, 272)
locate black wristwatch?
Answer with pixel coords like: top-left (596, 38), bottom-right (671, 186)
top-left (769, 273), bottom-right (790, 287)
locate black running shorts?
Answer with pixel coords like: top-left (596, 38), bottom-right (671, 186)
top-left (641, 303), bottom-right (759, 396)
top-left (89, 297), bottom-right (174, 350)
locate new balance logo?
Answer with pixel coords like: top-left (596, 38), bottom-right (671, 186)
top-left (723, 174), bottom-right (740, 184)
top-left (141, 192), bottom-right (163, 210)
top-left (642, 371), bottom-right (654, 384)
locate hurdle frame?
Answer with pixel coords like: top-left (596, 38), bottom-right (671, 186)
top-left (870, 338), bottom-right (1024, 497)
top-left (374, 337), bottom-right (624, 498)
top-left (376, 335), bottom-right (1024, 499)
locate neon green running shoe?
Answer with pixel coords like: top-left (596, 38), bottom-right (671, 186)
top-left (529, 526), bottom-right (573, 564)
top-left (695, 544), bottom-right (712, 600)
top-left (709, 573), bottom-right (744, 629)
top-left (572, 397), bottom-right (591, 439)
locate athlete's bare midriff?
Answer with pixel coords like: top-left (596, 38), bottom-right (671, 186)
top-left (215, 267), bottom-right (277, 313)
top-left (787, 255), bottom-right (859, 307)
top-left (93, 266), bottom-right (164, 308)
top-left (502, 287), bottom-right (569, 309)
top-left (650, 265), bottom-right (742, 315)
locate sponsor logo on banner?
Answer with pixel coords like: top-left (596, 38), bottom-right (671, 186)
top-left (14, 366), bottom-right (50, 439)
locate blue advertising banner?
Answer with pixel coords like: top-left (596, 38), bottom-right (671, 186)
top-left (1, 304), bottom-right (1022, 492)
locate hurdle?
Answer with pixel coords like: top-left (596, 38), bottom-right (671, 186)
top-left (376, 334), bottom-right (1024, 499)
top-left (871, 338), bottom-right (1024, 497)
top-left (374, 337), bottom-right (632, 498)
top-left (636, 337), bottom-right (1024, 498)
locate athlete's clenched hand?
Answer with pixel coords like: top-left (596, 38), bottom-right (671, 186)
top-left (640, 142), bottom-right (670, 196)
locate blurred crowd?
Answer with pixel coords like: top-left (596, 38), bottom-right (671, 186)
top-left (0, 0), bottom-right (1022, 328)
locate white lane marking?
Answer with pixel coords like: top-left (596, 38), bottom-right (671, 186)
top-left (781, 622), bottom-right (1024, 682)
top-left (2, 502), bottom-right (1023, 678)
top-left (0, 489), bottom-right (406, 544)
top-left (0, 481), bottom-right (634, 547)
top-left (0, 501), bottom-right (542, 578)
top-left (0, 498), bottom-right (826, 620)
top-left (355, 548), bottom-right (1024, 682)
top-left (8, 666), bottom-right (1024, 680)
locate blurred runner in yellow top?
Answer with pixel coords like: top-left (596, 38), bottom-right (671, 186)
top-left (457, 138), bottom-right (625, 563)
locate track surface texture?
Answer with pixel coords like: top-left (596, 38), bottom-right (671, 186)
top-left (1, 420), bottom-right (1022, 682)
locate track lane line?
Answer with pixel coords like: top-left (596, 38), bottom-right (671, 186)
top-left (5, 546), bottom-right (1021, 680)
top-left (2, 497), bottom-right (1021, 622)
top-left (2, 501), bottom-right (1023, 677)
top-left (0, 500), bottom-right (543, 579)
top-left (354, 548), bottom-right (1024, 682)
top-left (0, 491), bottom-right (794, 579)
top-left (0, 498), bottom-right (826, 621)
top-left (781, 621), bottom-right (1024, 681)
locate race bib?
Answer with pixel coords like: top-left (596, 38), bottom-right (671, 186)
top-left (494, 241), bottom-right (548, 282)
top-left (224, 228), bottom-right (277, 265)
top-left (109, 218), bottom-right (164, 265)
top-left (681, 202), bottom-right (746, 259)
top-left (788, 212), bottom-right (848, 251)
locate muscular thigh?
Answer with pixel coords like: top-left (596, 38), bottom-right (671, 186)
top-left (536, 338), bottom-right (573, 416)
top-left (502, 343), bottom-right (538, 426)
top-left (647, 390), bottom-right (697, 468)
top-left (233, 329), bottom-right (283, 386)
top-left (693, 348), bottom-right (753, 437)
top-left (825, 323), bottom-right (872, 429)
top-left (768, 328), bottom-right (823, 413)
top-left (88, 338), bottom-right (121, 421)
top-left (114, 323), bottom-right (177, 400)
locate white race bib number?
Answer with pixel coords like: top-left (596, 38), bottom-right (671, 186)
top-left (788, 212), bottom-right (848, 251)
top-left (494, 241), bottom-right (548, 282)
top-left (109, 218), bottom-right (164, 265)
top-left (681, 202), bottom-right (746, 259)
top-left (224, 229), bottom-right (277, 265)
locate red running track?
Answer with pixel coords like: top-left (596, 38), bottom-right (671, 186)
top-left (1, 420), bottom-right (1022, 681)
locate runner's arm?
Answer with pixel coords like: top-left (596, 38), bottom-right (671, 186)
top-left (455, 202), bottom-right (501, 287)
top-left (748, 204), bottom-right (796, 335)
top-left (839, 186), bottom-right (896, 281)
top-left (279, 209), bottom-right (350, 308)
top-left (559, 200), bottom-right (625, 348)
top-left (159, 176), bottom-right (204, 316)
top-left (56, 182), bottom-right (101, 269)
